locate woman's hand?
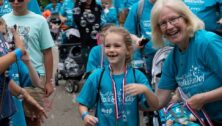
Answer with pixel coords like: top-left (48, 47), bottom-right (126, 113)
top-left (83, 114), bottom-right (98, 126)
top-left (23, 89), bottom-right (48, 122)
top-left (124, 84), bottom-right (147, 96)
top-left (187, 93), bottom-right (206, 110)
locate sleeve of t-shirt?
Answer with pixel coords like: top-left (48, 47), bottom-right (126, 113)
top-left (203, 33), bottom-right (222, 79)
top-left (76, 69), bottom-right (103, 109)
top-left (123, 3), bottom-right (138, 34)
top-left (39, 18), bottom-right (55, 50)
top-left (158, 51), bottom-right (178, 90)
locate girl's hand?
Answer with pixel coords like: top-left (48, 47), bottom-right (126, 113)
top-left (83, 114), bottom-right (98, 126)
top-left (187, 93), bottom-right (205, 110)
top-left (23, 89), bottom-right (48, 122)
top-left (124, 84), bottom-right (147, 96)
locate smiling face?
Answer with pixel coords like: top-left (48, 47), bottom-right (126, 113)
top-left (104, 32), bottom-right (128, 67)
top-left (158, 7), bottom-right (188, 45)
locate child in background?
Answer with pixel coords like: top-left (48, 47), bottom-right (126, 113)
top-left (76, 26), bottom-right (158, 126)
top-left (101, 0), bottom-right (119, 26)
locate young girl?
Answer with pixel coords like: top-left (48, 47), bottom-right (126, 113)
top-left (76, 26), bottom-right (158, 126)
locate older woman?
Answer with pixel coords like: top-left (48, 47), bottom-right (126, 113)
top-left (151, 0), bottom-right (222, 125)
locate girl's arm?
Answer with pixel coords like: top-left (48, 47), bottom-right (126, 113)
top-left (124, 84), bottom-right (159, 111)
top-left (78, 104), bottom-right (98, 126)
top-left (0, 51), bottom-right (17, 73)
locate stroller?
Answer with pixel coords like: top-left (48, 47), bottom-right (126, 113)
top-left (55, 27), bottom-right (85, 93)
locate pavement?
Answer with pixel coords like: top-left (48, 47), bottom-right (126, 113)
top-left (43, 81), bottom-right (83, 126)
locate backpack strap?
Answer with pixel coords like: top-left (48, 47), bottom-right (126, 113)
top-left (96, 68), bottom-right (105, 103)
top-left (136, 0), bottom-right (144, 37)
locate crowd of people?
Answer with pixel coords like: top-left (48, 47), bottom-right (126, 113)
top-left (0, 0), bottom-right (222, 126)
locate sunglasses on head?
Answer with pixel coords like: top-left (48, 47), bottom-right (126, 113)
top-left (8, 0), bottom-right (24, 2)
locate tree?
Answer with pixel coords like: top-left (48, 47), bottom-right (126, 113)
top-left (37, 0), bottom-right (50, 8)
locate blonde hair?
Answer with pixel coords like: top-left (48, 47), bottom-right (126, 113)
top-left (104, 26), bottom-right (133, 65)
top-left (151, 0), bottom-right (204, 48)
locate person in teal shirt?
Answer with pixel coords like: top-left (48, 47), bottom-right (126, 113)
top-left (124, 0), bottom-right (157, 79)
top-left (183, 0), bottom-right (222, 35)
top-left (151, 0), bottom-right (222, 125)
top-left (86, 45), bottom-right (109, 72)
top-left (77, 26), bottom-right (158, 126)
top-left (0, 0), bottom-right (11, 17)
top-left (44, 0), bottom-right (61, 15)
top-left (59, 0), bottom-right (75, 27)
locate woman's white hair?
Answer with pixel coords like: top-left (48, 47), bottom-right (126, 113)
top-left (151, 0), bottom-right (204, 48)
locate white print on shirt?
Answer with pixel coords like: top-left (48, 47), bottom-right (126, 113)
top-left (8, 25), bottom-right (30, 49)
top-left (176, 65), bottom-right (205, 91)
top-left (143, 20), bottom-right (151, 28)
top-left (100, 90), bottom-right (136, 105)
top-left (184, 0), bottom-right (204, 12)
top-left (184, 0), bottom-right (204, 4)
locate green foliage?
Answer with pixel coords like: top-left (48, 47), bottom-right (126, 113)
top-left (37, 0), bottom-right (50, 8)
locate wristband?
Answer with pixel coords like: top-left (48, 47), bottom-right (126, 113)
top-left (81, 111), bottom-right (89, 120)
top-left (14, 48), bottom-right (23, 60)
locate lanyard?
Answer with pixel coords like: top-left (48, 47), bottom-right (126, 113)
top-left (186, 102), bottom-right (214, 126)
top-left (163, 102), bottom-right (176, 115)
top-left (178, 88), bottom-right (214, 126)
top-left (109, 65), bottom-right (127, 120)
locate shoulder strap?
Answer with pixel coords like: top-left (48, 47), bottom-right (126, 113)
top-left (136, 0), bottom-right (145, 37)
top-left (96, 68), bottom-right (105, 102)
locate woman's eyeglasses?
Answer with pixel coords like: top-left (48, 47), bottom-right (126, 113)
top-left (8, 0), bottom-right (24, 2)
top-left (159, 16), bottom-right (182, 30)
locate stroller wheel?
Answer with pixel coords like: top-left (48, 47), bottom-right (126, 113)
top-left (65, 80), bottom-right (79, 93)
top-left (73, 81), bottom-right (79, 93)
